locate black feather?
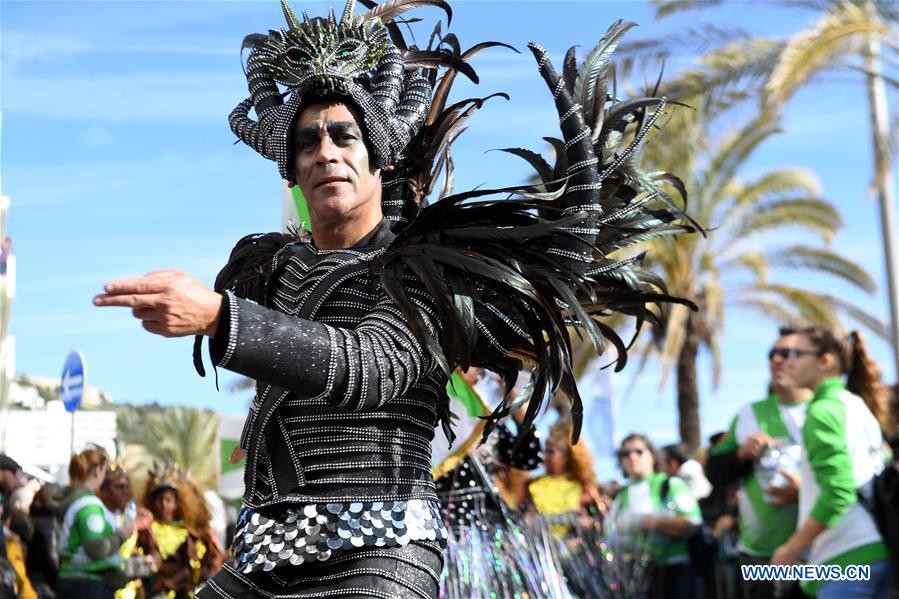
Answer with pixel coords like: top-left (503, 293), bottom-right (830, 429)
top-left (356, 0), bottom-right (408, 48)
top-left (213, 232), bottom-right (299, 301)
top-left (496, 148), bottom-right (553, 184)
top-left (403, 49), bottom-right (478, 82)
top-left (562, 46), bottom-right (578, 97)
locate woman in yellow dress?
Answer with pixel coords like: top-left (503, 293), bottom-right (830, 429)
top-left (135, 467), bottom-right (222, 599)
top-left (525, 419), bottom-right (610, 597)
top-left (526, 419), bottom-right (608, 522)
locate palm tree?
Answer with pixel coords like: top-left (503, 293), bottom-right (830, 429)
top-left (621, 0), bottom-right (899, 380)
top-left (117, 405), bottom-right (221, 490)
top-left (764, 0), bottom-right (899, 379)
top-left (631, 100), bottom-right (883, 451)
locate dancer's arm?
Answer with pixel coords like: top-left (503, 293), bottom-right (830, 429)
top-left (96, 268), bottom-right (444, 411)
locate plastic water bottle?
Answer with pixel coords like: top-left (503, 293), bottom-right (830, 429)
top-left (759, 442), bottom-right (801, 503)
top-left (758, 445), bottom-right (782, 503)
top-left (123, 499), bottom-right (138, 524)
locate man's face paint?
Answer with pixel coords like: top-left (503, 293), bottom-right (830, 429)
top-left (292, 102), bottom-right (381, 226)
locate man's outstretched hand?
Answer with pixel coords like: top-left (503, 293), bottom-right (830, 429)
top-left (94, 269), bottom-right (222, 338)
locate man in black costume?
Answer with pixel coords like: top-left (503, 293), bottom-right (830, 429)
top-left (96, 1), bottom-right (695, 596)
top-left (95, 99), bottom-right (450, 599)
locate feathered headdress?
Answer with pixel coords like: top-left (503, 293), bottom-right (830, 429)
top-left (209, 0), bottom-right (510, 308)
top-left (229, 0), bottom-right (479, 181)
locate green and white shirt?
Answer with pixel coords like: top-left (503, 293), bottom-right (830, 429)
top-left (607, 472), bottom-right (702, 566)
top-left (58, 489), bottom-right (121, 581)
top-left (711, 394), bottom-right (808, 557)
top-left (799, 378), bottom-right (889, 581)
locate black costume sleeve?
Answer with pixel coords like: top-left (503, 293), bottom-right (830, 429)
top-left (209, 282), bottom-right (441, 412)
top-left (705, 449), bottom-right (754, 488)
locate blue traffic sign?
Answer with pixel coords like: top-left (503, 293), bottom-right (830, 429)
top-left (61, 350), bottom-right (86, 412)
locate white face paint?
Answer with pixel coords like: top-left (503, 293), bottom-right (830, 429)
top-left (292, 102), bottom-right (382, 228)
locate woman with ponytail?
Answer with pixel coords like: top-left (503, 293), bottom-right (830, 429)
top-left (844, 331), bottom-right (894, 432)
top-left (769, 326), bottom-right (892, 598)
top-left (52, 448), bottom-right (133, 599)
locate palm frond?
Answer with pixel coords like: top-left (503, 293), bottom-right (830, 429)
top-left (764, 2), bottom-right (893, 111)
top-left (870, 0), bottom-right (899, 22)
top-left (118, 406), bottom-right (221, 490)
top-left (819, 294), bottom-right (890, 339)
top-left (766, 245), bottom-right (877, 292)
top-left (728, 169), bottom-right (821, 209)
top-left (661, 38), bottom-right (784, 105)
top-left (719, 252), bottom-right (769, 284)
top-left (727, 196), bottom-right (843, 243)
top-left (652, 0), bottom-right (723, 19)
top-left (654, 303), bottom-right (690, 392)
top-left (729, 296), bottom-right (803, 327)
top-left (616, 24), bottom-right (747, 67)
top-left (751, 283), bottom-right (838, 324)
top-left (700, 118), bottom-right (781, 211)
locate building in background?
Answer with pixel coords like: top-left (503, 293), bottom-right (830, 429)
top-left (0, 195), bottom-right (15, 456)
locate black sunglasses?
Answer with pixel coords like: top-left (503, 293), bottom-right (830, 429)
top-left (618, 447), bottom-right (645, 459)
top-left (768, 347), bottom-right (821, 361)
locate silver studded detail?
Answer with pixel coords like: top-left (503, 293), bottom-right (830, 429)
top-left (232, 500), bottom-right (447, 574)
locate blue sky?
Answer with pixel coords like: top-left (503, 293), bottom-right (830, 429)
top-left (2, 1), bottom-right (896, 479)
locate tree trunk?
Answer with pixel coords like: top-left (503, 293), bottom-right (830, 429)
top-left (676, 314), bottom-right (701, 454)
top-left (863, 4), bottom-right (899, 381)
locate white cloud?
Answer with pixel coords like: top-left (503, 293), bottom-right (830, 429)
top-left (1, 31), bottom-right (234, 70)
top-left (1, 34), bottom-right (91, 68)
top-left (3, 72), bottom-right (240, 125)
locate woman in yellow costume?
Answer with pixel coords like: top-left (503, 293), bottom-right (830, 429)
top-left (525, 418), bottom-right (610, 597)
top-left (136, 467), bottom-right (222, 599)
top-left (526, 418), bottom-right (608, 521)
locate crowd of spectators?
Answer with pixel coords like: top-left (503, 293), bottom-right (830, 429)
top-left (444, 325), bottom-right (896, 598)
top-left (0, 450), bottom-right (223, 599)
top-left (0, 323), bottom-right (894, 598)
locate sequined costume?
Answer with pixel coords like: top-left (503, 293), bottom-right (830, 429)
top-left (434, 378), bottom-right (574, 599)
top-left (194, 0), bottom-right (696, 596)
top-left (433, 373), bottom-right (542, 527)
top-left (436, 423), bottom-right (541, 527)
top-left (212, 221), bottom-right (455, 576)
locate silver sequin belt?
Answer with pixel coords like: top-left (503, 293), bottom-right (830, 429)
top-left (232, 499), bottom-right (447, 573)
